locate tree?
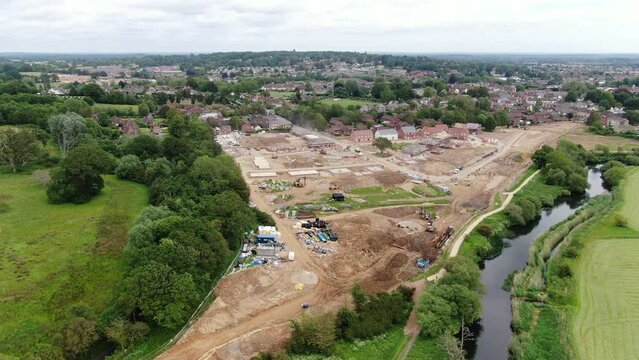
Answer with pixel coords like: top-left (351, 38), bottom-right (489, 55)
top-left (603, 165), bottom-right (626, 187)
top-left (78, 83), bottom-right (105, 101)
top-left (116, 155), bottom-right (145, 182)
top-left (565, 90), bottom-right (578, 102)
top-left (288, 313), bottom-right (336, 355)
top-left (482, 116), bottom-right (497, 132)
top-left (123, 134), bottom-right (161, 161)
top-left (63, 317), bottom-right (99, 358)
top-left (138, 102), bottom-right (150, 117)
top-left (418, 291), bottom-right (454, 337)
top-left (46, 145), bottom-right (115, 204)
top-left (380, 88), bottom-right (396, 103)
top-left (0, 127), bottom-right (42, 172)
top-left (371, 79), bottom-right (388, 99)
top-left (586, 111), bottom-right (602, 127)
top-left (439, 332), bottom-right (465, 360)
top-left (120, 261), bottom-right (199, 329)
top-left (105, 318), bottom-right (150, 352)
top-left (48, 112), bottom-right (87, 157)
top-left (373, 137), bottom-right (392, 155)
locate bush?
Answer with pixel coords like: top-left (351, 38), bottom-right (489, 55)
top-left (603, 166), bottom-right (626, 188)
top-left (477, 224), bottom-right (494, 237)
top-left (115, 154), bottom-right (145, 182)
top-left (614, 213), bottom-right (628, 227)
top-left (0, 200), bottom-right (9, 214)
top-left (556, 263), bottom-right (572, 278)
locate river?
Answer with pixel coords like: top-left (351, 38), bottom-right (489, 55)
top-left (469, 168), bottom-right (607, 360)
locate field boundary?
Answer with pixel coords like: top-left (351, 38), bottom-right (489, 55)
top-left (131, 248), bottom-right (243, 360)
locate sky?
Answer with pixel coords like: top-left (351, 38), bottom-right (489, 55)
top-left (1, 0), bottom-right (638, 54)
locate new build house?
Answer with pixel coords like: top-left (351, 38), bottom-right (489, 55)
top-left (375, 128), bottom-right (398, 141)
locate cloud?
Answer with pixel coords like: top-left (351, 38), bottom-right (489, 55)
top-left (0, 0), bottom-right (637, 53)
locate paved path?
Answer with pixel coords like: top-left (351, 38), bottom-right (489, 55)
top-left (427, 169), bottom-right (540, 281)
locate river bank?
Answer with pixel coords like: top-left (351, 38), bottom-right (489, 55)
top-left (460, 168), bottom-right (608, 360)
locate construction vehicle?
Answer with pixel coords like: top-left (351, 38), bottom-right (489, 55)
top-left (434, 226), bottom-right (455, 248)
top-left (293, 177), bottom-right (306, 188)
top-left (329, 183), bottom-right (340, 190)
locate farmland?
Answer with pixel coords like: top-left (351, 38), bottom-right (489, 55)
top-left (572, 168), bottom-right (639, 360)
top-left (0, 173), bottom-right (147, 356)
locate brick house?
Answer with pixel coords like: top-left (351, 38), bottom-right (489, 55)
top-left (350, 129), bottom-right (374, 143)
top-left (397, 125), bottom-right (418, 140)
top-left (421, 124), bottom-right (449, 137)
top-left (447, 127), bottom-right (469, 140)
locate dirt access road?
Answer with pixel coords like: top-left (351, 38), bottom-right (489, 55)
top-left (158, 123), bottom-right (577, 360)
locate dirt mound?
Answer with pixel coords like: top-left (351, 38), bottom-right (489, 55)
top-left (374, 171), bottom-right (407, 187)
top-left (331, 174), bottom-right (379, 191)
top-left (373, 206), bottom-right (420, 218)
top-left (360, 251), bottom-right (421, 292)
top-left (461, 192), bottom-right (491, 210)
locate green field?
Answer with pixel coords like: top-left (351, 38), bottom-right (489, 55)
top-left (412, 184), bottom-right (448, 197)
top-left (0, 173), bottom-right (147, 356)
top-left (572, 168), bottom-right (639, 360)
top-left (406, 337), bottom-right (445, 360)
top-left (269, 91), bottom-right (295, 99)
top-left (319, 98), bottom-right (376, 107)
top-left (334, 327), bottom-right (408, 360)
top-left (93, 102), bottom-right (139, 113)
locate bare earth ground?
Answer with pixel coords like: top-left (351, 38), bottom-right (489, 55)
top-left (159, 122), bottom-right (579, 360)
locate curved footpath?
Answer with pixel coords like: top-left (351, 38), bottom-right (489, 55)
top-left (397, 169), bottom-right (540, 360)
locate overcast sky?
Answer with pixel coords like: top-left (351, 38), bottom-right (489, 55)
top-left (1, 0), bottom-right (637, 54)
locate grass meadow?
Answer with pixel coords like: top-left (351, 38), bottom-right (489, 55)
top-left (0, 173), bottom-right (147, 356)
top-left (572, 168), bottom-right (639, 360)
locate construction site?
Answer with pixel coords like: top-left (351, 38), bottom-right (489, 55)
top-left (158, 121), bottom-right (579, 360)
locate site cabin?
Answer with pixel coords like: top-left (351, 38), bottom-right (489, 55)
top-left (288, 252), bottom-right (295, 261)
top-left (332, 193), bottom-right (345, 202)
top-left (255, 244), bottom-right (278, 257)
top-left (350, 129), bottom-right (374, 143)
top-left (256, 226), bottom-right (280, 243)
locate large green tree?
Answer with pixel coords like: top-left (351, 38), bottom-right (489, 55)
top-left (46, 145), bottom-right (115, 204)
top-left (0, 127), bottom-right (42, 172)
top-left (48, 112), bottom-right (87, 157)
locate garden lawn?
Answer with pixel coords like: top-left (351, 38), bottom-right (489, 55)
top-left (269, 91), bottom-right (295, 99)
top-left (572, 168), bottom-right (639, 360)
top-left (0, 173), bottom-right (147, 356)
